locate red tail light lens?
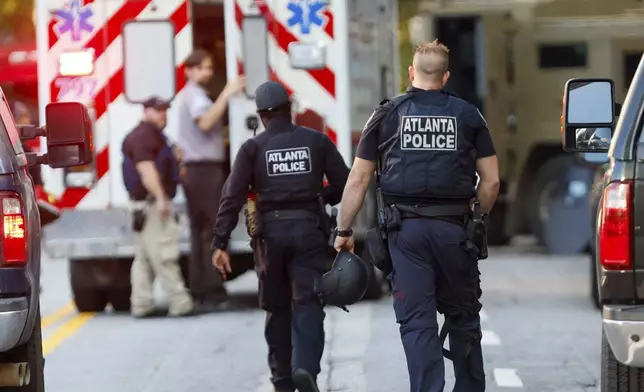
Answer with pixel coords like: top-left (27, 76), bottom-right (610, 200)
top-left (599, 181), bottom-right (633, 270)
top-left (0, 192), bottom-right (27, 265)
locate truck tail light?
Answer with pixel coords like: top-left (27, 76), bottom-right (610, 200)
top-left (0, 192), bottom-right (27, 265)
top-left (599, 181), bottom-right (633, 270)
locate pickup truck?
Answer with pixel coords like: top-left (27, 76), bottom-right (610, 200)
top-left (0, 89), bottom-right (94, 391)
top-left (562, 55), bottom-right (644, 390)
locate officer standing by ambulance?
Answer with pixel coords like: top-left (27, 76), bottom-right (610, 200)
top-left (334, 40), bottom-right (500, 392)
top-left (211, 81), bottom-right (349, 392)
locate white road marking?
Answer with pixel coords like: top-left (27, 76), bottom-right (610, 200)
top-left (481, 330), bottom-right (501, 346)
top-left (480, 309), bottom-right (489, 322)
top-left (255, 304), bottom-right (372, 392)
top-left (493, 368), bottom-right (524, 388)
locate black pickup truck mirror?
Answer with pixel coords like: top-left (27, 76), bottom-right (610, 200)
top-left (44, 102), bottom-right (93, 168)
top-left (562, 78), bottom-right (615, 153)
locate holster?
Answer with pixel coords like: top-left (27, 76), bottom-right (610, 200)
top-left (129, 200), bottom-right (147, 233)
top-left (250, 237), bottom-right (269, 276)
top-left (317, 194), bottom-right (336, 245)
top-left (464, 202), bottom-right (488, 260)
top-left (132, 209), bottom-right (146, 233)
top-left (365, 226), bottom-right (392, 276)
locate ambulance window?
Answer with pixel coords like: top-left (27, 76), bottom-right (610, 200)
top-left (538, 43), bottom-right (587, 69)
top-left (122, 20), bottom-right (176, 103)
top-left (242, 16), bottom-right (269, 98)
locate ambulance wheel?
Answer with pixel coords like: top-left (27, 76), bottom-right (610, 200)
top-left (357, 244), bottom-right (383, 300)
top-left (363, 265), bottom-right (384, 300)
top-left (108, 288), bottom-right (131, 312)
top-left (72, 286), bottom-right (107, 313)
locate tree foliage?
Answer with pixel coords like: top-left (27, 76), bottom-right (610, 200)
top-left (0, 0), bottom-right (35, 44)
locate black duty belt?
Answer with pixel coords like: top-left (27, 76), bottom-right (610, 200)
top-left (396, 204), bottom-right (471, 218)
top-left (262, 209), bottom-right (319, 222)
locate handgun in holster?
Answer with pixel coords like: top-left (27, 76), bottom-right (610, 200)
top-left (464, 201), bottom-right (488, 260)
top-left (130, 200), bottom-right (147, 233)
top-left (317, 194), bottom-right (337, 247)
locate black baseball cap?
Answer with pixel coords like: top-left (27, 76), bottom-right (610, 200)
top-left (142, 96), bottom-right (171, 110)
top-left (255, 81), bottom-right (290, 111)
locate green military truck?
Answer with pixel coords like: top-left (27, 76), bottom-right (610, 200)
top-left (398, 0), bottom-right (644, 253)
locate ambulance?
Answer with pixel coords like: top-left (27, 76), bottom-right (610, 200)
top-left (37, 0), bottom-right (398, 312)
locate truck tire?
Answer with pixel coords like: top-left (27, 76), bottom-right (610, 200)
top-left (363, 264), bottom-right (384, 300)
top-left (108, 288), bottom-right (131, 312)
top-left (0, 307), bottom-right (45, 392)
top-left (602, 330), bottom-right (644, 390)
top-left (71, 286), bottom-right (107, 313)
top-left (356, 244), bottom-right (384, 300)
top-left (531, 155), bottom-right (594, 253)
top-left (529, 155), bottom-right (570, 244)
top-left (487, 201), bottom-right (510, 246)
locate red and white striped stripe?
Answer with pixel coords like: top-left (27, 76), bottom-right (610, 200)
top-left (42, 0), bottom-right (190, 209)
top-left (232, 0), bottom-right (339, 144)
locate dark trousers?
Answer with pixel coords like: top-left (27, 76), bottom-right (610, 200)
top-left (181, 162), bottom-right (227, 302)
top-left (388, 218), bottom-right (485, 392)
top-left (255, 219), bottom-right (327, 392)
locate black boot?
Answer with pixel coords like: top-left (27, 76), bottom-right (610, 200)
top-left (292, 369), bottom-right (320, 392)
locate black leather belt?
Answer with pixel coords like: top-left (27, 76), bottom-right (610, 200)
top-left (396, 204), bottom-right (471, 218)
top-left (262, 209), bottom-right (319, 222)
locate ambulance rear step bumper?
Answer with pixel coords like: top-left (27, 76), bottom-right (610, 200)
top-left (42, 207), bottom-right (252, 260)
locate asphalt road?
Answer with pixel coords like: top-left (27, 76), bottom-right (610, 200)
top-left (38, 241), bottom-right (601, 392)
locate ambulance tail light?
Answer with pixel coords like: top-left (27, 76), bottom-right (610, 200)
top-left (0, 193), bottom-right (27, 266)
top-left (599, 181), bottom-right (633, 270)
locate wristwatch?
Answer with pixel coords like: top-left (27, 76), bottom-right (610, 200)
top-left (335, 228), bottom-right (353, 237)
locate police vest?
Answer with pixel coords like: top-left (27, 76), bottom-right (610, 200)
top-left (252, 123), bottom-right (325, 210)
top-left (379, 91), bottom-right (477, 202)
top-left (122, 134), bottom-right (179, 201)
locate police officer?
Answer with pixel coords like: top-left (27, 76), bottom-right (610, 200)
top-left (211, 81), bottom-right (349, 392)
top-left (334, 40), bottom-right (500, 392)
top-left (122, 97), bottom-right (194, 318)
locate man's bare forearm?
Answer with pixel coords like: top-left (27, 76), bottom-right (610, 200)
top-left (198, 89), bottom-right (232, 132)
top-left (337, 178), bottom-right (370, 230)
top-left (476, 180), bottom-right (500, 214)
top-left (137, 162), bottom-right (167, 201)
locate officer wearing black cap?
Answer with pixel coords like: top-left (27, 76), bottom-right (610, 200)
top-left (122, 96), bottom-right (193, 318)
top-left (211, 81), bottom-right (350, 392)
top-left (334, 40), bottom-right (500, 392)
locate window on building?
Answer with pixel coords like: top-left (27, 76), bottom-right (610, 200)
top-left (623, 52), bottom-right (643, 91)
top-left (538, 43), bottom-right (588, 69)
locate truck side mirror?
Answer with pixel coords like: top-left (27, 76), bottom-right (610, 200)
top-left (562, 78), bottom-right (615, 153)
top-left (44, 102), bottom-right (93, 168)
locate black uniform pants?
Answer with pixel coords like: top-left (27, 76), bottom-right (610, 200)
top-left (181, 162), bottom-right (227, 302)
top-left (388, 217), bottom-right (485, 392)
top-left (255, 218), bottom-right (327, 391)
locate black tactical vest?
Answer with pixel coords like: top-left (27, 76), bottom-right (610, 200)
top-left (252, 119), bottom-right (327, 211)
top-left (379, 90), bottom-right (477, 204)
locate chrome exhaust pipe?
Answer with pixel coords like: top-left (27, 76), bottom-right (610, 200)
top-left (0, 362), bottom-right (31, 386)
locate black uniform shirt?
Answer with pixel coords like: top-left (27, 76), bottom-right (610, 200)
top-left (212, 116), bottom-right (349, 250)
top-left (356, 87), bottom-right (496, 162)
